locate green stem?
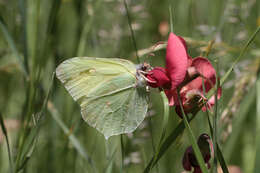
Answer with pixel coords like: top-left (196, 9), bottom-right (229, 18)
top-left (206, 26), bottom-right (260, 100)
top-left (148, 91), bottom-right (169, 172)
top-left (202, 74), bottom-right (229, 173)
top-left (120, 134), bottom-right (125, 173)
top-left (213, 60), bottom-right (219, 173)
top-left (169, 6), bottom-right (173, 33)
top-left (158, 91), bottom-right (170, 147)
top-left (255, 72), bottom-right (260, 173)
top-left (220, 26), bottom-right (260, 86)
top-left (123, 0), bottom-right (140, 63)
top-left (176, 88), bottom-right (209, 173)
top-left (0, 113), bottom-right (14, 173)
top-left (77, 0), bottom-right (102, 56)
top-left (205, 110), bottom-right (229, 173)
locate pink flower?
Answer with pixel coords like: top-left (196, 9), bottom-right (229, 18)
top-left (145, 32), bottom-right (221, 117)
top-left (146, 67), bottom-right (171, 89)
top-left (173, 57), bottom-right (222, 117)
top-left (145, 32), bottom-right (188, 91)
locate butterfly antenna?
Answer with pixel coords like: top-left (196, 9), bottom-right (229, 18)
top-left (123, 0), bottom-right (140, 64)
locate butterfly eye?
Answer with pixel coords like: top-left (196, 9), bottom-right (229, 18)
top-left (142, 62), bottom-right (151, 71)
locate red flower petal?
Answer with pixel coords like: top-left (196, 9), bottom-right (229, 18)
top-left (178, 36), bottom-right (188, 51)
top-left (166, 33), bottom-right (188, 89)
top-left (185, 57), bottom-right (216, 93)
top-left (188, 56), bottom-right (193, 67)
top-left (182, 146), bottom-right (193, 171)
top-left (164, 89), bottom-right (174, 106)
top-left (146, 67), bottom-right (171, 88)
top-left (193, 167), bottom-right (203, 173)
top-left (207, 87), bottom-right (222, 107)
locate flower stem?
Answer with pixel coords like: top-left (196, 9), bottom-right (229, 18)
top-left (169, 6), bottom-right (174, 33)
top-left (213, 60), bottom-right (219, 173)
top-left (176, 88), bottom-right (209, 173)
top-left (148, 91), bottom-right (169, 172)
top-left (120, 134), bottom-right (125, 173)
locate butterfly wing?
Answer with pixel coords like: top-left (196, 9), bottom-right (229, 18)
top-left (56, 57), bottom-right (149, 139)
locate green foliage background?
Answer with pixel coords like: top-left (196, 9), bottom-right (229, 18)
top-left (0, 0), bottom-right (259, 172)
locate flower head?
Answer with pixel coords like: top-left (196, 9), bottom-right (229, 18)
top-left (172, 57), bottom-right (222, 117)
top-left (182, 134), bottom-right (213, 173)
top-left (145, 32), bottom-right (188, 94)
top-left (145, 32), bottom-right (221, 117)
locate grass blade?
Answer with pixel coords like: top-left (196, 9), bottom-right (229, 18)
top-left (220, 26), bottom-right (260, 86)
top-left (206, 26), bottom-right (260, 100)
top-left (169, 6), bottom-right (173, 33)
top-left (216, 145), bottom-right (229, 173)
top-left (120, 135), bottom-right (125, 173)
top-left (176, 89), bottom-right (209, 173)
top-left (77, 0), bottom-right (102, 56)
top-left (123, 0), bottom-right (140, 63)
top-left (47, 101), bottom-right (96, 172)
top-left (254, 70), bottom-right (260, 173)
top-left (104, 146), bottom-right (118, 173)
top-left (0, 16), bottom-right (28, 78)
top-left (148, 91), bottom-right (169, 172)
top-left (144, 119), bottom-right (186, 173)
top-left (213, 60), bottom-right (219, 173)
top-left (157, 91), bottom-right (170, 150)
top-left (16, 73), bottom-right (54, 171)
top-left (0, 113), bottom-right (14, 173)
top-left (205, 108), bottom-right (229, 173)
top-left (203, 80), bottom-right (229, 173)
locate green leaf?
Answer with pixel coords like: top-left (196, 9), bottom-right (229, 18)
top-left (0, 113), bottom-right (14, 173)
top-left (16, 73), bottom-right (54, 172)
top-left (206, 26), bottom-right (260, 99)
top-left (205, 111), bottom-right (229, 173)
top-left (176, 90), bottom-right (209, 173)
top-left (148, 91), bottom-right (169, 172)
top-left (212, 60), bottom-right (219, 173)
top-left (202, 78), bottom-right (229, 173)
top-left (254, 71), bottom-right (260, 173)
top-left (143, 119), bottom-right (186, 173)
top-left (220, 26), bottom-right (260, 86)
top-left (104, 141), bottom-right (118, 173)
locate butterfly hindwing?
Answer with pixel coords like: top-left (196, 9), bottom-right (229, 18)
top-left (56, 57), bottom-right (149, 139)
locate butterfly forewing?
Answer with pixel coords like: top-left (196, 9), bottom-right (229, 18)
top-left (56, 57), bottom-right (149, 139)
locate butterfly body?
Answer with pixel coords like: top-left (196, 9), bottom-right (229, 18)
top-left (56, 57), bottom-right (149, 139)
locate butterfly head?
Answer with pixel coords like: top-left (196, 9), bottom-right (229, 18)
top-left (135, 63), bottom-right (152, 89)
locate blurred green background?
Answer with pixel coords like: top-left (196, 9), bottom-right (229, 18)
top-left (0, 0), bottom-right (260, 172)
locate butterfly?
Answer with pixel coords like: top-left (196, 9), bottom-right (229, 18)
top-left (56, 57), bottom-right (150, 139)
